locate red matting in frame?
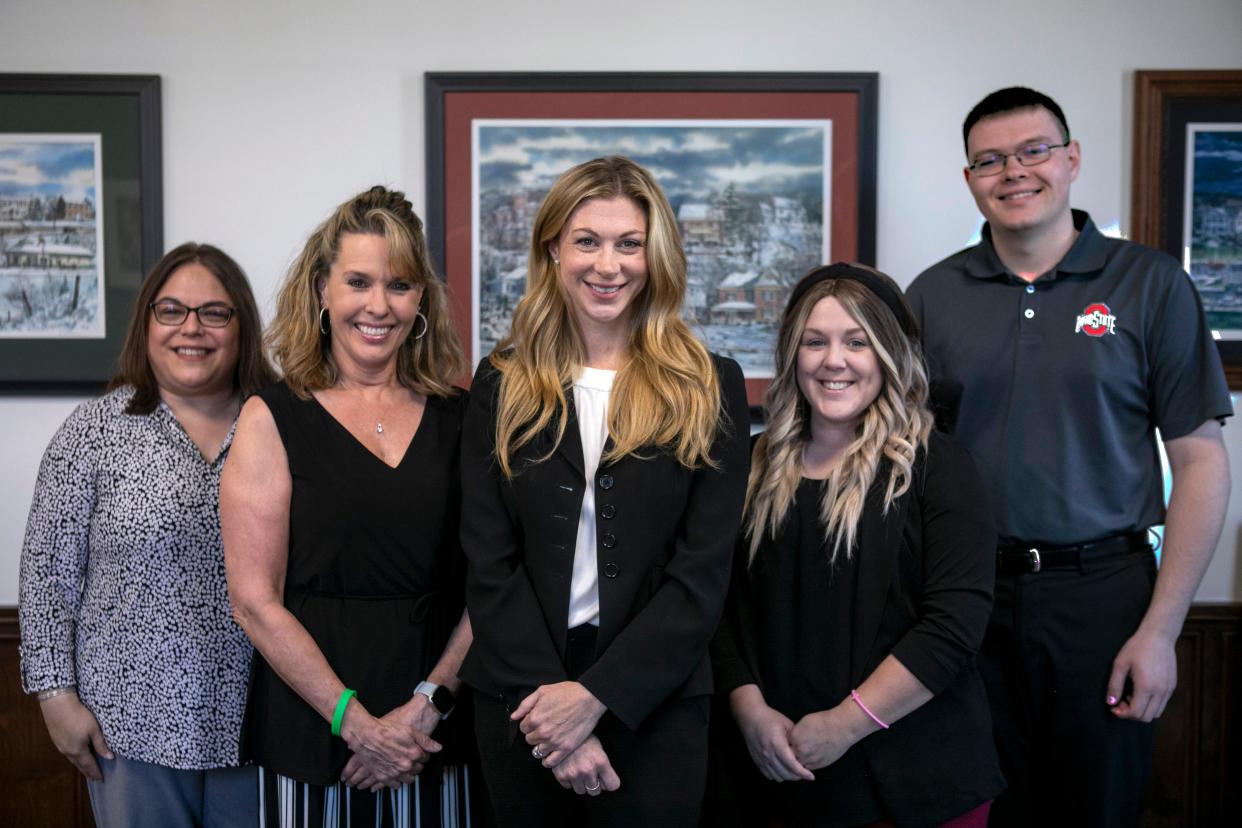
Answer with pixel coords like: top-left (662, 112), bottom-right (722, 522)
top-left (441, 91), bottom-right (862, 403)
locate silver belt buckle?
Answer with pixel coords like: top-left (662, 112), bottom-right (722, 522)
top-left (1028, 548), bottom-right (1042, 573)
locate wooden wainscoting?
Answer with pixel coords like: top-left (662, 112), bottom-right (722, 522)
top-left (1143, 603), bottom-right (1242, 827)
top-left (2, 604), bottom-right (1239, 826)
top-left (0, 607), bottom-right (94, 827)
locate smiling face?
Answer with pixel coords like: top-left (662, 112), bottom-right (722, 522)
top-left (964, 105), bottom-right (1079, 238)
top-left (550, 196), bottom-right (649, 343)
top-left (146, 262), bottom-right (240, 401)
top-left (319, 232), bottom-right (425, 377)
top-left (796, 296), bottom-right (883, 436)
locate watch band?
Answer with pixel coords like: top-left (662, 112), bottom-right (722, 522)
top-left (413, 680), bottom-right (455, 720)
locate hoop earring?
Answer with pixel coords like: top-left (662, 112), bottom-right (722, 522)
top-left (411, 311), bottom-right (428, 340)
top-left (319, 306), bottom-right (330, 336)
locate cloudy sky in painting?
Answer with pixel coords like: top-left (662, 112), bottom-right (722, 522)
top-left (0, 136), bottom-right (99, 201)
top-left (477, 121), bottom-right (829, 201)
top-left (1192, 128), bottom-right (1242, 200)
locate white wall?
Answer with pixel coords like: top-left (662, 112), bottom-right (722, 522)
top-left (2, 0), bottom-right (1241, 602)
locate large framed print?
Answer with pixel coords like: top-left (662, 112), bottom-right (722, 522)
top-left (426, 72), bottom-right (878, 403)
top-left (1132, 69), bottom-right (1242, 386)
top-left (0, 74), bottom-right (162, 391)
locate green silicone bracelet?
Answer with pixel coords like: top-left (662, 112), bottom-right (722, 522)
top-left (331, 689), bottom-right (357, 737)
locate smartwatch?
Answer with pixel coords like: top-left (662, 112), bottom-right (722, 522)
top-left (413, 681), bottom-right (456, 720)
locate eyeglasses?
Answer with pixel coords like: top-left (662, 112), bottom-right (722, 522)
top-left (149, 300), bottom-right (236, 327)
top-left (967, 142), bottom-right (1071, 177)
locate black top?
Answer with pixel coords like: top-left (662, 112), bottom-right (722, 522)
top-left (240, 382), bottom-right (468, 786)
top-left (460, 354), bottom-right (751, 730)
top-left (741, 478), bottom-right (882, 826)
top-left (907, 210), bottom-right (1232, 545)
top-left (712, 432), bottom-right (1005, 828)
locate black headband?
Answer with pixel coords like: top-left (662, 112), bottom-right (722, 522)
top-left (785, 263), bottom-right (918, 338)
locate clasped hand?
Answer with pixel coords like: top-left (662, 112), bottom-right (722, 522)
top-left (789, 708), bottom-right (856, 771)
top-left (341, 695), bottom-right (442, 791)
top-left (511, 681), bottom-right (606, 768)
top-left (732, 692), bottom-right (814, 782)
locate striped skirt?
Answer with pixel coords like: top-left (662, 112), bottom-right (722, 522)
top-left (258, 764), bottom-right (476, 828)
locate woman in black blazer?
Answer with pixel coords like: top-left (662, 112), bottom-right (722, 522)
top-left (711, 263), bottom-right (1004, 828)
top-left (460, 156), bottom-right (750, 826)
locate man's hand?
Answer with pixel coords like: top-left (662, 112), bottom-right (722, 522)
top-left (1107, 627), bottom-right (1177, 722)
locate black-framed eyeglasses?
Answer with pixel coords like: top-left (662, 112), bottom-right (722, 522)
top-left (968, 142), bottom-right (1071, 177)
top-left (149, 300), bottom-right (236, 327)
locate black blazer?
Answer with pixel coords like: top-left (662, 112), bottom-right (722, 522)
top-left (460, 354), bottom-right (751, 730)
top-left (712, 431), bottom-right (1006, 827)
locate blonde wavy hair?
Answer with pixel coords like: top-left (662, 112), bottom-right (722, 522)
top-left (267, 185), bottom-right (465, 398)
top-left (746, 265), bottom-right (933, 562)
top-left (492, 156), bottom-right (721, 477)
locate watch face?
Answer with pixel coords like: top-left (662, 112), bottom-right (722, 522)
top-left (430, 686), bottom-right (454, 716)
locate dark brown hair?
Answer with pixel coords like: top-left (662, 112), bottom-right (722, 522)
top-left (962, 86), bottom-right (1070, 156)
top-left (108, 242), bottom-right (275, 414)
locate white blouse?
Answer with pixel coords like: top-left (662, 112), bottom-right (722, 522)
top-left (568, 367), bottom-right (615, 628)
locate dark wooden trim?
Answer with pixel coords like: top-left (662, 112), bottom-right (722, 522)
top-left (0, 606), bottom-right (94, 826)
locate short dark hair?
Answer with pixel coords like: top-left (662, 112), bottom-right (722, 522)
top-left (108, 242), bottom-right (275, 414)
top-left (962, 87), bottom-right (1070, 156)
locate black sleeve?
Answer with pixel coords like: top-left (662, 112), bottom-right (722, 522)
top-left (460, 361), bottom-right (568, 705)
top-left (889, 434), bottom-right (996, 694)
top-left (710, 531), bottom-right (763, 696)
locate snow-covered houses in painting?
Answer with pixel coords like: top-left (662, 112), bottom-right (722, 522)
top-left (0, 136), bottom-right (104, 338)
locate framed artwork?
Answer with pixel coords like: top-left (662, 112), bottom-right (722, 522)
top-left (0, 74), bottom-right (162, 391)
top-left (1132, 69), bottom-right (1242, 386)
top-left (425, 72), bottom-right (878, 402)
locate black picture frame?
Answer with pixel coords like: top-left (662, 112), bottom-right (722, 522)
top-left (424, 71), bottom-right (878, 405)
top-left (0, 74), bottom-right (162, 393)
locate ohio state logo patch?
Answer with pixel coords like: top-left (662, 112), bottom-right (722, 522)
top-left (1075, 303), bottom-right (1117, 337)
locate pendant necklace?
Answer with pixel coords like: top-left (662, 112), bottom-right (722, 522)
top-left (368, 389), bottom-right (395, 436)
top-left (375, 396), bottom-right (392, 435)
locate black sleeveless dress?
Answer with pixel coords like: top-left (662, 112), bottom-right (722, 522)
top-left (240, 382), bottom-right (475, 826)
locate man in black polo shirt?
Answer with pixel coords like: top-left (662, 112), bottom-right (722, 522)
top-left (907, 87), bottom-right (1232, 827)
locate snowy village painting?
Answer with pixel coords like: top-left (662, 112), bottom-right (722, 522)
top-left (0, 134), bottom-right (105, 338)
top-left (1184, 125), bottom-right (1242, 336)
top-left (472, 120), bottom-right (831, 377)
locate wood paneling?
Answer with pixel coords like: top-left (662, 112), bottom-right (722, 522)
top-left (0, 608), bottom-right (94, 827)
top-left (2, 604), bottom-right (1238, 825)
top-left (1143, 604), bottom-right (1242, 827)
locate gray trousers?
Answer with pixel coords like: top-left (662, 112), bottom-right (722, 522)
top-left (88, 754), bottom-right (258, 828)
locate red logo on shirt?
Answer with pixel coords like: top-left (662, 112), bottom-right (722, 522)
top-left (1075, 303), bottom-right (1117, 337)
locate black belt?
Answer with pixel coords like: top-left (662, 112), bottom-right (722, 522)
top-left (996, 531), bottom-right (1151, 576)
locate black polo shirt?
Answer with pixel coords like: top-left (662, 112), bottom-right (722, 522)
top-left (907, 210), bottom-right (1232, 546)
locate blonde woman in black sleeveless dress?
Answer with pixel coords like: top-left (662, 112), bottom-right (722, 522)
top-left (223, 187), bottom-right (477, 827)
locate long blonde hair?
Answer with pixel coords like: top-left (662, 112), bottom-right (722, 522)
top-left (746, 265), bottom-right (933, 561)
top-left (267, 185), bottom-right (465, 398)
top-left (492, 156), bottom-right (721, 477)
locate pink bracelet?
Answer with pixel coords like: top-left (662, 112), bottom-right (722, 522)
top-left (850, 689), bottom-right (890, 729)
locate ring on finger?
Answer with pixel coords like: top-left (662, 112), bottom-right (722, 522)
top-left (531, 746), bottom-right (545, 760)
top-left (585, 780), bottom-right (601, 792)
